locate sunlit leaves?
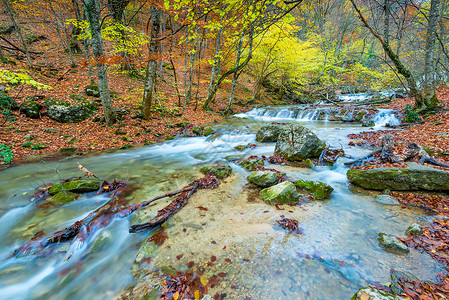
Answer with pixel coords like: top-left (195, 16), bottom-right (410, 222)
top-left (0, 69), bottom-right (51, 90)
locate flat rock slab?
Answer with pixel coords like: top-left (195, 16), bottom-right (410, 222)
top-left (347, 162), bottom-right (449, 191)
top-left (375, 195), bottom-right (400, 205)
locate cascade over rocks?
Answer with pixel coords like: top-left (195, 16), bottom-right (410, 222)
top-left (275, 124), bottom-right (326, 161)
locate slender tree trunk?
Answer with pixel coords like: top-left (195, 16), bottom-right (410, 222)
top-left (423, 0), bottom-right (440, 105)
top-left (72, 0), bottom-right (94, 80)
top-left (49, 1), bottom-right (76, 67)
top-left (225, 31), bottom-right (245, 115)
top-left (203, 23), bottom-right (224, 110)
top-left (84, 0), bottom-right (116, 125)
top-left (349, 0), bottom-right (424, 108)
top-left (2, 0), bottom-right (32, 67)
top-left (142, 6), bottom-right (161, 120)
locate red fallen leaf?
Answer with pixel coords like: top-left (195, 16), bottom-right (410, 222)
top-left (187, 261), bottom-right (195, 268)
top-left (196, 206), bottom-right (208, 211)
top-left (208, 275), bottom-right (219, 288)
top-left (183, 228), bottom-right (187, 232)
top-left (223, 246), bottom-right (226, 250)
top-left (231, 285), bottom-right (236, 289)
top-left (211, 255), bottom-right (217, 262)
top-left (225, 258), bottom-right (232, 263)
top-left (176, 254), bottom-right (184, 260)
top-left (207, 262), bottom-right (214, 266)
top-left (217, 272), bottom-right (227, 278)
top-left (148, 228), bottom-right (168, 246)
top-left (339, 262), bottom-right (345, 266)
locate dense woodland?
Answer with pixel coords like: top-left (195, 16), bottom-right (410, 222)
top-left (0, 0), bottom-right (448, 161)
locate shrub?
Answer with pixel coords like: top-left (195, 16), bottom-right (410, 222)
top-left (404, 104), bottom-right (422, 123)
top-left (0, 144), bottom-right (13, 164)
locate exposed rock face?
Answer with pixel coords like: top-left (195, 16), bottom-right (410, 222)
top-left (347, 162), bottom-right (449, 191)
top-left (351, 287), bottom-right (405, 300)
top-left (247, 171), bottom-right (279, 187)
top-left (259, 181), bottom-right (299, 205)
top-left (199, 165), bottom-right (232, 179)
top-left (46, 101), bottom-right (98, 123)
top-left (274, 124), bottom-right (326, 161)
top-left (295, 179), bottom-right (333, 199)
top-left (20, 101), bottom-right (42, 119)
top-left (377, 233), bottom-right (409, 254)
top-left (256, 124), bottom-right (282, 142)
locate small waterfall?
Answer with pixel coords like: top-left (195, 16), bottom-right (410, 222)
top-left (371, 109), bottom-right (401, 127)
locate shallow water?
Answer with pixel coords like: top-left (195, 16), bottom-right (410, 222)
top-left (0, 105), bottom-right (443, 300)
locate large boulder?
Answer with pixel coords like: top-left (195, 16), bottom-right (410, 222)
top-left (46, 100), bottom-right (98, 123)
top-left (259, 181), bottom-right (299, 205)
top-left (256, 124), bottom-right (282, 142)
top-left (347, 162), bottom-right (449, 191)
top-left (295, 179), bottom-right (333, 199)
top-left (248, 171), bottom-right (279, 187)
top-left (274, 124), bottom-right (326, 161)
top-left (20, 101), bottom-right (42, 119)
top-left (377, 233), bottom-right (409, 254)
top-left (351, 287), bottom-right (405, 300)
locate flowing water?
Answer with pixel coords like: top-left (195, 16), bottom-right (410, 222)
top-left (0, 103), bottom-right (443, 300)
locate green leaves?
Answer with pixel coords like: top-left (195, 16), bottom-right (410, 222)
top-left (0, 69), bottom-right (52, 90)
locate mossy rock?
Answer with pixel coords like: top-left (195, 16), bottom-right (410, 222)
top-left (247, 171), bottom-right (279, 187)
top-left (377, 233), bottom-right (409, 254)
top-left (49, 180), bottom-right (101, 195)
top-left (405, 223), bottom-right (422, 236)
top-left (238, 158), bottom-right (264, 171)
top-left (362, 120), bottom-right (375, 127)
top-left (20, 101), bottom-right (42, 119)
top-left (69, 93), bottom-right (87, 101)
top-left (85, 84), bottom-right (100, 97)
top-left (351, 287), bottom-right (405, 300)
top-left (302, 159), bottom-right (314, 168)
top-left (347, 162), bottom-right (449, 191)
top-left (256, 124), bottom-right (282, 142)
top-left (295, 179), bottom-right (333, 199)
top-left (0, 92), bottom-right (18, 110)
top-left (192, 126), bottom-right (202, 135)
top-left (200, 165), bottom-right (232, 179)
top-left (259, 181), bottom-right (300, 205)
top-left (202, 127), bottom-right (214, 136)
top-left (50, 190), bottom-right (79, 205)
top-left (390, 271), bottom-right (419, 295)
top-left (165, 135), bottom-right (174, 140)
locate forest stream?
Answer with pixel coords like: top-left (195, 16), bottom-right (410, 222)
top-left (0, 96), bottom-right (445, 299)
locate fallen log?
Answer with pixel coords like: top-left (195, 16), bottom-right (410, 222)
top-left (317, 145), bottom-right (329, 166)
top-left (385, 121), bottom-right (425, 128)
top-left (344, 149), bottom-right (381, 167)
top-left (10, 174), bottom-right (219, 258)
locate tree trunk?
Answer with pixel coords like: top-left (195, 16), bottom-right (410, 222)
top-left (203, 22), bottom-right (224, 110)
top-left (2, 0), bottom-right (32, 67)
top-left (423, 0), bottom-right (440, 105)
top-left (142, 6), bottom-right (161, 120)
top-left (84, 0), bottom-right (116, 125)
top-left (349, 0), bottom-right (425, 109)
top-left (225, 31), bottom-right (245, 115)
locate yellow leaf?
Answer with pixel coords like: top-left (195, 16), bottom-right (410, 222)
top-left (200, 276), bottom-right (208, 286)
top-left (431, 249), bottom-right (436, 253)
top-left (194, 290), bottom-right (200, 299)
top-left (22, 192), bottom-right (27, 195)
top-left (173, 292), bottom-right (179, 300)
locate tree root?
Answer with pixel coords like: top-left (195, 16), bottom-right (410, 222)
top-left (10, 174), bottom-right (219, 258)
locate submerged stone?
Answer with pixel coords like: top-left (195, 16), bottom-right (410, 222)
top-left (247, 171), bottom-right (279, 187)
top-left (375, 195), bottom-right (400, 205)
top-left (200, 165), bottom-right (232, 179)
top-left (347, 162), bottom-right (449, 191)
top-left (377, 233), bottom-right (409, 254)
top-left (390, 270), bottom-right (419, 295)
top-left (351, 287), bottom-right (405, 300)
top-left (259, 181), bottom-right (299, 205)
top-left (295, 179), bottom-right (333, 199)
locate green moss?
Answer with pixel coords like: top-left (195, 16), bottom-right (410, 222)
top-left (200, 165), bottom-right (232, 179)
top-left (295, 179), bottom-right (333, 199)
top-left (238, 158), bottom-right (264, 171)
top-left (260, 181), bottom-right (300, 205)
top-left (165, 135), bottom-right (174, 140)
top-left (51, 190), bottom-right (79, 204)
top-left (49, 180), bottom-right (100, 195)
